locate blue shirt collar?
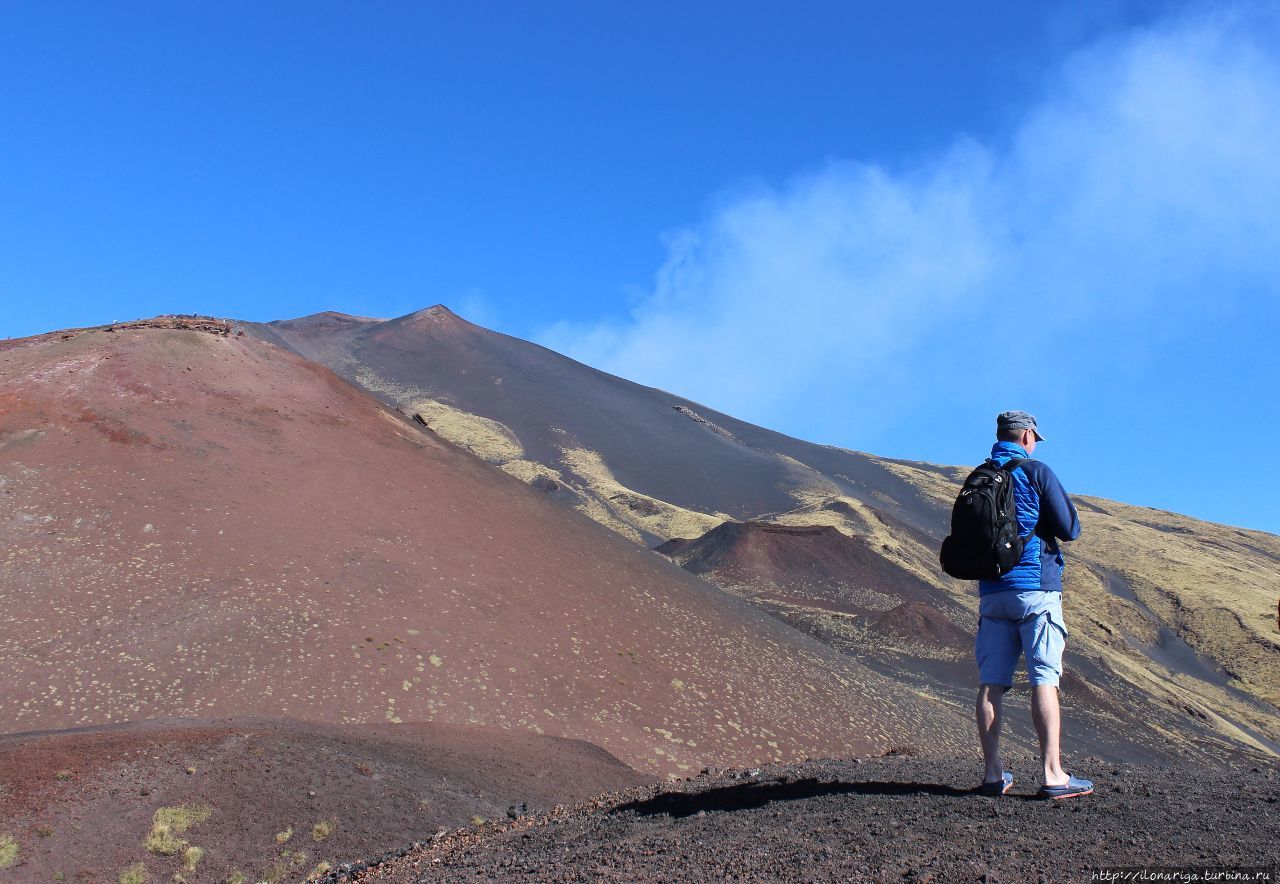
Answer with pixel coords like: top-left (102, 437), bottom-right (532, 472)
top-left (990, 440), bottom-right (1030, 461)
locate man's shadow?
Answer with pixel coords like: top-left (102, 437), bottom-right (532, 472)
top-left (611, 777), bottom-right (1035, 818)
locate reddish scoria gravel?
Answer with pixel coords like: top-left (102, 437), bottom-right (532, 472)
top-left (331, 752), bottom-right (1280, 883)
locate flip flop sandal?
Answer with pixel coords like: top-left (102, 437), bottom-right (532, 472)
top-left (978, 771), bottom-right (1014, 796)
top-left (1038, 775), bottom-right (1093, 799)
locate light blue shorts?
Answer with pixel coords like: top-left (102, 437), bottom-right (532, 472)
top-left (975, 590), bottom-right (1068, 688)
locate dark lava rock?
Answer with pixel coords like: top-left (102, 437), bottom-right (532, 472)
top-left (345, 754), bottom-right (1280, 883)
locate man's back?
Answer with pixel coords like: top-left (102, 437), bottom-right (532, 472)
top-left (978, 440), bottom-right (1081, 596)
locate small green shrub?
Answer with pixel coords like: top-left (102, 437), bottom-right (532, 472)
top-left (0, 833), bottom-right (17, 868)
top-left (144, 804), bottom-right (211, 856)
top-left (260, 859), bottom-right (288, 883)
top-left (118, 862), bottom-right (147, 884)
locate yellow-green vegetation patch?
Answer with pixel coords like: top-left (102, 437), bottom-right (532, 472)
top-left (352, 369), bottom-right (526, 462)
top-left (179, 845), bottom-right (204, 872)
top-left (402, 394), bottom-right (575, 497)
top-left (0, 833), bottom-right (18, 869)
top-left (310, 860), bottom-right (333, 878)
top-left (118, 861), bottom-right (147, 884)
top-left (144, 804), bottom-right (212, 856)
top-left (557, 444), bottom-right (728, 541)
top-left (259, 858), bottom-right (289, 883)
top-left (223, 872), bottom-right (247, 884)
top-left (274, 826), bottom-right (293, 844)
top-left (499, 457), bottom-right (564, 485)
top-left (403, 397), bottom-right (523, 463)
top-left (311, 819), bottom-right (334, 842)
top-left (288, 849), bottom-right (310, 866)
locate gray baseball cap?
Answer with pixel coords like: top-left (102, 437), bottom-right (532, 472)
top-left (997, 410), bottom-right (1045, 441)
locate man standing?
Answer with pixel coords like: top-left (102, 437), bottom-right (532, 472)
top-left (974, 411), bottom-right (1092, 799)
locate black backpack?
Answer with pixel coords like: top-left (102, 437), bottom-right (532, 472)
top-left (939, 458), bottom-right (1030, 580)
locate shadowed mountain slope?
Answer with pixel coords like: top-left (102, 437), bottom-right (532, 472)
top-left (0, 319), bottom-right (975, 781)
top-left (250, 307), bottom-right (1280, 766)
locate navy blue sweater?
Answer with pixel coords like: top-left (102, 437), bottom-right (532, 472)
top-left (977, 441), bottom-right (1082, 595)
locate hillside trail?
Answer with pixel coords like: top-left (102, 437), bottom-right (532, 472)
top-left (334, 753), bottom-right (1279, 883)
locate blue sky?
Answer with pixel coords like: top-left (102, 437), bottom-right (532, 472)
top-left (3, 2), bottom-right (1278, 534)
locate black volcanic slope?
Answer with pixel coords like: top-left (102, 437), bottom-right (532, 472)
top-left (245, 307), bottom-right (941, 537)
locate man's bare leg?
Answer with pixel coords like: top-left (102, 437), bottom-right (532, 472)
top-left (976, 683), bottom-right (1006, 783)
top-left (1032, 684), bottom-right (1068, 786)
